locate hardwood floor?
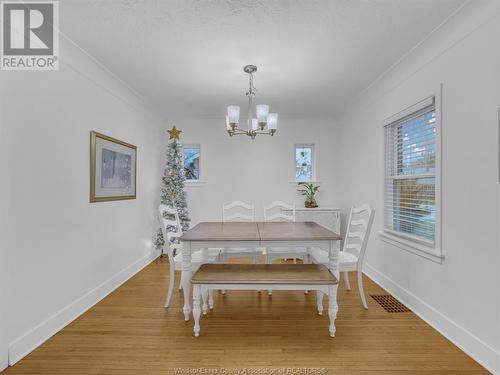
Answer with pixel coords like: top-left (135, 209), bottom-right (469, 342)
top-left (4, 257), bottom-right (487, 375)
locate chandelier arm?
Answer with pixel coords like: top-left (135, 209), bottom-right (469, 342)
top-left (229, 127), bottom-right (248, 135)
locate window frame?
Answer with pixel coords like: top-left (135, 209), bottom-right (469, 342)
top-left (182, 143), bottom-right (203, 184)
top-left (379, 91), bottom-right (443, 263)
top-left (294, 143), bottom-right (317, 183)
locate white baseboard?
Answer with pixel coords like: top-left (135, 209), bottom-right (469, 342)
top-left (364, 263), bottom-right (500, 375)
top-left (8, 251), bottom-right (158, 366)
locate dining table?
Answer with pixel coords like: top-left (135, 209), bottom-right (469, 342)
top-left (179, 221), bottom-right (342, 321)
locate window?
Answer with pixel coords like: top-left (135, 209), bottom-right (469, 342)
top-left (295, 144), bottom-right (315, 181)
top-left (183, 144), bottom-right (200, 180)
top-left (384, 97), bottom-right (439, 250)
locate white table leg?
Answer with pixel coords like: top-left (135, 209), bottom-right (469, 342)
top-left (304, 247), bottom-right (311, 294)
top-left (202, 287), bottom-right (208, 315)
top-left (208, 289), bottom-right (214, 309)
top-left (193, 285), bottom-right (201, 337)
top-left (316, 290), bottom-right (324, 315)
top-left (181, 240), bottom-right (192, 321)
top-left (266, 252), bottom-right (272, 296)
top-left (328, 239), bottom-right (340, 337)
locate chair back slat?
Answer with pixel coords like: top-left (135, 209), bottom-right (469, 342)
top-left (343, 204), bottom-right (375, 265)
top-left (223, 213), bottom-right (254, 222)
top-left (345, 243), bottom-right (361, 251)
top-left (351, 204), bottom-right (371, 215)
top-left (350, 219), bottom-right (367, 228)
top-left (222, 201), bottom-right (255, 222)
top-left (223, 200), bottom-right (253, 210)
top-left (264, 201), bottom-right (295, 222)
top-left (158, 204), bottom-right (183, 254)
top-left (347, 231), bottom-right (364, 240)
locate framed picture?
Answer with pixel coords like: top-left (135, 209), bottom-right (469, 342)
top-left (90, 131), bottom-right (137, 202)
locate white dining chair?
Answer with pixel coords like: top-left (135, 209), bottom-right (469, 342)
top-left (310, 204), bottom-right (375, 309)
top-left (264, 201), bottom-right (309, 295)
top-left (264, 201), bottom-right (309, 264)
top-left (219, 201), bottom-right (263, 263)
top-left (158, 204), bottom-right (219, 308)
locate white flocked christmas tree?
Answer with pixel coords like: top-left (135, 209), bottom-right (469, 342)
top-left (155, 126), bottom-right (190, 249)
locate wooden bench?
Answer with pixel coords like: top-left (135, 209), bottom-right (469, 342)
top-left (190, 263), bottom-right (339, 337)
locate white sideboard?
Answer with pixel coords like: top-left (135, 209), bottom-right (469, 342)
top-left (283, 207), bottom-right (341, 234)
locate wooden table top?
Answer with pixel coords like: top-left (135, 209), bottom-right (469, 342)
top-left (181, 221), bottom-right (341, 242)
top-left (257, 221), bottom-right (341, 241)
top-left (191, 264), bottom-right (339, 285)
top-left (180, 222), bottom-right (260, 241)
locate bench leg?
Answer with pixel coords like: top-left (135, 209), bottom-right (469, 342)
top-left (193, 285), bottom-right (201, 337)
top-left (181, 271), bottom-right (191, 321)
top-left (328, 286), bottom-right (338, 337)
top-left (316, 290), bottom-right (324, 315)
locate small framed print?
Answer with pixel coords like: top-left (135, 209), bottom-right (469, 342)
top-left (90, 131), bottom-right (137, 202)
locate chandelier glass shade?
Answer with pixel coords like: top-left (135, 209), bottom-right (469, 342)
top-left (226, 65), bottom-right (278, 139)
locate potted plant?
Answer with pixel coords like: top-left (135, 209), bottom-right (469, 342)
top-left (297, 182), bottom-right (319, 208)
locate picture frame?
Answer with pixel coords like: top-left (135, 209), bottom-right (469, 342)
top-left (90, 131), bottom-right (137, 203)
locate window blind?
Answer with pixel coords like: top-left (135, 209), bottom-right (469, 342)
top-left (384, 99), bottom-right (436, 244)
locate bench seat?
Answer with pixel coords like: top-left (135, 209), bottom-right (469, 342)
top-left (191, 263), bottom-right (338, 285)
top-left (190, 264), bottom-right (339, 337)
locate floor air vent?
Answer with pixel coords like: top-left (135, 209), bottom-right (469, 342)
top-left (370, 294), bottom-right (411, 313)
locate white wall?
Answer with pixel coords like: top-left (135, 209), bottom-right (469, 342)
top-left (0, 37), bottom-right (163, 366)
top-left (169, 117), bottom-right (341, 225)
top-left (338, 1), bottom-right (500, 372)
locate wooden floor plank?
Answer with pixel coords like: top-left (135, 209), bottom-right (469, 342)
top-left (3, 257), bottom-right (488, 374)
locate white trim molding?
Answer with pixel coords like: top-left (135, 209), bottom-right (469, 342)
top-left (383, 96), bottom-right (435, 126)
top-left (363, 263), bottom-right (500, 374)
top-left (289, 180), bottom-right (321, 185)
top-left (379, 231), bottom-right (444, 263)
top-left (381, 84), bottom-right (443, 262)
top-left (8, 251), bottom-right (158, 366)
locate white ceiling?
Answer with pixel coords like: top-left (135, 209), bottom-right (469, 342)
top-left (61, 0), bottom-right (466, 120)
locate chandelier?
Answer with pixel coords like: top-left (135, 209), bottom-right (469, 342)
top-left (226, 65), bottom-right (278, 139)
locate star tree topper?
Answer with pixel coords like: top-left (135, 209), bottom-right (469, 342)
top-left (167, 126), bottom-right (182, 141)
